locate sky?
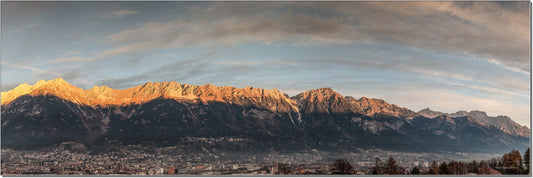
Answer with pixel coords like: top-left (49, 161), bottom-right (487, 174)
top-left (1, 1), bottom-right (530, 127)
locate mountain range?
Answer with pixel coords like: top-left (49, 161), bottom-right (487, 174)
top-left (1, 78), bottom-right (530, 154)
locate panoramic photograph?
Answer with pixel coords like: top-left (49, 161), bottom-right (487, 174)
top-left (1, 1), bottom-right (531, 176)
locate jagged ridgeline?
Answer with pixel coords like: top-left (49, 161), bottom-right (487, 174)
top-left (1, 78), bottom-right (530, 154)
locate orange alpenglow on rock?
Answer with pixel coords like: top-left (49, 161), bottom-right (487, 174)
top-left (0, 78), bottom-right (298, 113)
top-left (346, 96), bottom-right (419, 119)
top-left (291, 87), bottom-right (417, 118)
top-left (291, 87), bottom-right (356, 114)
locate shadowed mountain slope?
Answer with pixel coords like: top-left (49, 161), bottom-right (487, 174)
top-left (2, 78), bottom-right (529, 154)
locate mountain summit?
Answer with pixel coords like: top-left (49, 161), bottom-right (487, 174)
top-left (417, 108), bottom-right (447, 119)
top-left (347, 96), bottom-right (419, 119)
top-left (1, 78), bottom-right (83, 105)
top-left (291, 87), bottom-right (355, 114)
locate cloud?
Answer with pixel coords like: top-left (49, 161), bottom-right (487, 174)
top-left (50, 56), bottom-right (85, 64)
top-left (215, 59), bottom-right (297, 69)
top-left (94, 51), bottom-right (303, 90)
top-left (43, 51), bottom-right (85, 64)
top-left (98, 9), bottom-right (138, 19)
top-left (2, 61), bottom-right (95, 89)
top-left (442, 80), bottom-right (528, 98)
top-left (318, 1), bottom-right (529, 72)
top-left (101, 2), bottom-right (529, 74)
top-left (106, 13), bottom-right (354, 47)
top-left (293, 46), bottom-right (529, 98)
top-left (7, 23), bottom-right (40, 35)
top-left (96, 51), bottom-right (217, 89)
top-left (47, 42), bottom-right (157, 65)
top-left (2, 61), bottom-right (61, 76)
top-left (486, 58), bottom-right (529, 75)
top-left (91, 42), bottom-right (158, 61)
top-left (60, 51), bottom-right (81, 57)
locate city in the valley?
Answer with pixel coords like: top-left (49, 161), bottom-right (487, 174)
top-left (2, 146), bottom-right (529, 175)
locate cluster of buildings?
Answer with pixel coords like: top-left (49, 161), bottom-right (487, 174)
top-left (1, 149), bottom-right (325, 175)
top-left (2, 148), bottom-right (493, 175)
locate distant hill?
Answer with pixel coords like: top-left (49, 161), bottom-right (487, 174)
top-left (417, 108), bottom-right (529, 137)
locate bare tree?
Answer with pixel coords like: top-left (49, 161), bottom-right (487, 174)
top-left (384, 156), bottom-right (400, 174)
top-left (331, 159), bottom-right (354, 174)
top-left (524, 148), bottom-right (530, 175)
top-left (372, 157), bottom-right (381, 174)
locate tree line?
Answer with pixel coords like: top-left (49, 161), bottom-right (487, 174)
top-left (422, 147), bottom-right (530, 175)
top-left (330, 147), bottom-right (530, 175)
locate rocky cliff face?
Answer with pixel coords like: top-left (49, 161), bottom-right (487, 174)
top-left (450, 110), bottom-right (530, 138)
top-left (1, 78), bottom-right (85, 105)
top-left (1, 78), bottom-right (529, 154)
top-left (291, 88), bottom-right (356, 114)
top-left (2, 79), bottom-right (298, 113)
top-left (346, 96), bottom-right (419, 119)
